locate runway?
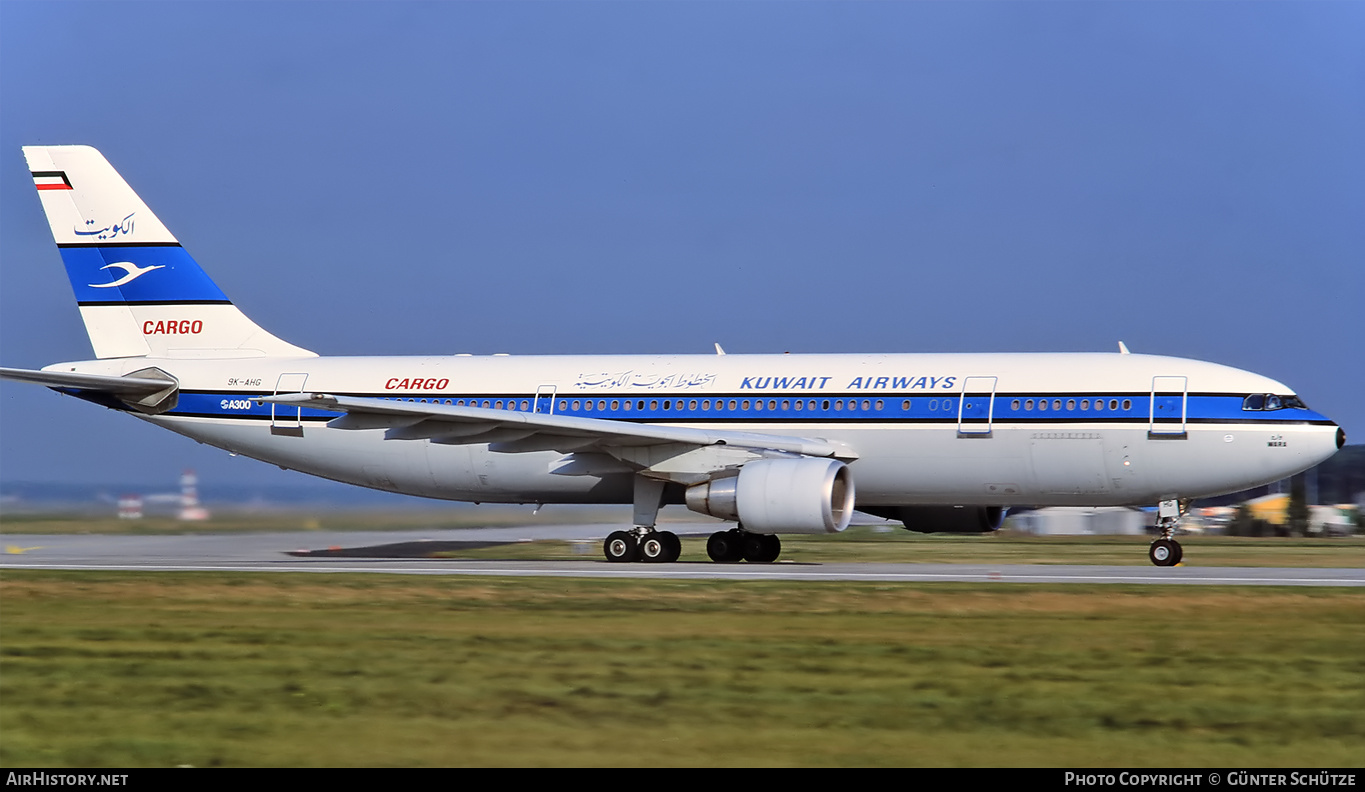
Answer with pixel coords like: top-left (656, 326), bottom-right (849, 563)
top-left (2, 526), bottom-right (1363, 586)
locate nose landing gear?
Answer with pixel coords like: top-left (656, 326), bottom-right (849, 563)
top-left (1149, 498), bottom-right (1186, 567)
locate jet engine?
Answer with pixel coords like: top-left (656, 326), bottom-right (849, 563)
top-left (684, 458), bottom-right (855, 534)
top-left (863, 505), bottom-right (1007, 533)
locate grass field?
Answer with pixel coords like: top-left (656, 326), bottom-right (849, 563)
top-left (1, 571), bottom-right (1361, 767)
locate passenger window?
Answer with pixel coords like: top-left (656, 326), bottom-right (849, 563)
top-left (1122, 399), bottom-right (1132, 410)
top-left (875, 400), bottom-right (884, 411)
top-left (1109, 400), bottom-right (1119, 411)
top-left (611, 400), bottom-right (620, 410)
top-left (903, 399), bottom-right (912, 410)
top-left (1025, 399), bottom-right (1034, 411)
top-left (1080, 399), bottom-right (1090, 410)
top-left (1067, 399), bottom-right (1076, 410)
top-left (690, 400), bottom-right (698, 410)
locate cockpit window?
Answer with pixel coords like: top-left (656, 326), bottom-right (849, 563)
top-left (1243, 394), bottom-right (1308, 411)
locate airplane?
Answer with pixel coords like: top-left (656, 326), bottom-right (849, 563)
top-left (1, 146), bottom-right (1345, 566)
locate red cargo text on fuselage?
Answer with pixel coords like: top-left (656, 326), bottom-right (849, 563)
top-left (385, 377), bottom-right (449, 390)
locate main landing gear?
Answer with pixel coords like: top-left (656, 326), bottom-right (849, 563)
top-left (601, 527), bottom-right (783, 563)
top-left (603, 528), bottom-right (682, 563)
top-left (706, 527), bottom-right (781, 563)
top-left (603, 474), bottom-right (682, 563)
top-left (1149, 498), bottom-right (1185, 567)
top-left (601, 475), bottom-right (783, 564)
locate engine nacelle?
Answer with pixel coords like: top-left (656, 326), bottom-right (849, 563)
top-left (863, 505), bottom-right (1007, 533)
top-left (684, 458), bottom-right (855, 534)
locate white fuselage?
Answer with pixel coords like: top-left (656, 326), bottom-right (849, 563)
top-left (53, 351), bottom-right (1342, 509)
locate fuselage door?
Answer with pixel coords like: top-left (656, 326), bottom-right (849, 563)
top-left (271, 372), bottom-right (308, 437)
top-left (533, 385), bottom-right (557, 414)
top-left (957, 376), bottom-right (998, 437)
top-left (1149, 376), bottom-right (1188, 438)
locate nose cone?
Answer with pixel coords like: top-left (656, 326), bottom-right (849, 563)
top-left (1302, 422), bottom-right (1345, 474)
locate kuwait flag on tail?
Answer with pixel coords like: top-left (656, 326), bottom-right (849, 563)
top-left (32, 171), bottom-right (72, 190)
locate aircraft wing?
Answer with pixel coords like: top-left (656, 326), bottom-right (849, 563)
top-left (263, 393), bottom-right (856, 472)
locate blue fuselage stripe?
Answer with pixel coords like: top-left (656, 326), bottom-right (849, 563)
top-left (151, 391), bottom-right (1334, 427)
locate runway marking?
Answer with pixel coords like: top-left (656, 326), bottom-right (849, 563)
top-left (4, 545), bottom-right (44, 555)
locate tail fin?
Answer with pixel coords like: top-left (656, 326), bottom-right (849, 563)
top-left (23, 145), bottom-right (315, 359)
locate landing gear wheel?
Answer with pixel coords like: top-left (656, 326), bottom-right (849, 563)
top-left (660, 531), bottom-right (682, 563)
top-left (707, 529), bottom-right (744, 563)
top-left (604, 531), bottom-right (639, 563)
top-left (742, 534), bottom-right (766, 563)
top-left (742, 533), bottom-right (782, 563)
top-left (1149, 538), bottom-right (1181, 567)
top-left (761, 533), bottom-right (782, 563)
top-left (640, 531), bottom-right (681, 563)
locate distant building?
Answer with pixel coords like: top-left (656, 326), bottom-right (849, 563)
top-left (178, 469), bottom-right (209, 521)
top-left (117, 495), bottom-right (143, 520)
top-left (1240, 493), bottom-right (1356, 535)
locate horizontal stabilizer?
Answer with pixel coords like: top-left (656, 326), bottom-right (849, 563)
top-left (0, 366), bottom-right (171, 394)
top-left (0, 365), bottom-right (179, 414)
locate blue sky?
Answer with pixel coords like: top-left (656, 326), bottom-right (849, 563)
top-left (1, 1), bottom-right (1361, 491)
